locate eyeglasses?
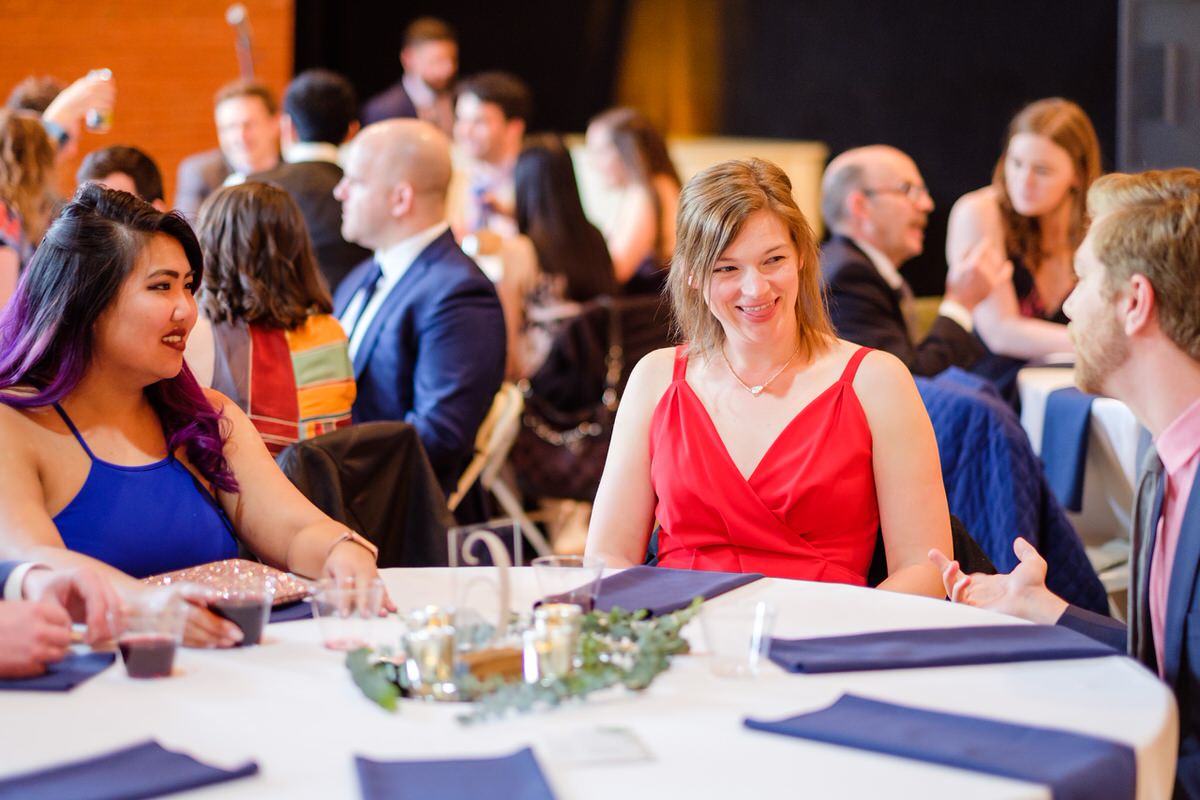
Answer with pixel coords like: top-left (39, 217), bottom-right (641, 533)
top-left (863, 181), bottom-right (931, 203)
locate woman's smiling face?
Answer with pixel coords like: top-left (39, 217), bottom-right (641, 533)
top-left (704, 209), bottom-right (800, 347)
top-left (91, 233), bottom-right (197, 384)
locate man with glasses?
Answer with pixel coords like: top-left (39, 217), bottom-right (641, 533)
top-left (820, 145), bottom-right (1004, 376)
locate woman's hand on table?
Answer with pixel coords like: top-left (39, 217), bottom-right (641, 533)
top-left (929, 537), bottom-right (1068, 624)
top-left (323, 539), bottom-right (396, 613)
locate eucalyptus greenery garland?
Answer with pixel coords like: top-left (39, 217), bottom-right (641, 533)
top-left (345, 599), bottom-right (703, 722)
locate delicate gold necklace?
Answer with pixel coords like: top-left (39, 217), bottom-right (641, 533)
top-left (721, 345), bottom-right (799, 397)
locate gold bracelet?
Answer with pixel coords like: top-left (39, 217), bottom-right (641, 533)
top-left (325, 530), bottom-right (379, 564)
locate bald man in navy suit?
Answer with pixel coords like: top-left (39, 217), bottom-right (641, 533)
top-left (333, 119), bottom-right (504, 494)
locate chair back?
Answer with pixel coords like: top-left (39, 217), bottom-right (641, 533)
top-left (276, 422), bottom-right (453, 567)
top-left (448, 383), bottom-right (524, 512)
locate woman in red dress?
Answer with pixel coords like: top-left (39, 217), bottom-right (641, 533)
top-left (587, 158), bottom-right (950, 596)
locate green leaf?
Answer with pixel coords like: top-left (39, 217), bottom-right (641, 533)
top-left (346, 648), bottom-right (400, 712)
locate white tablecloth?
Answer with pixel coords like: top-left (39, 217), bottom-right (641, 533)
top-left (0, 568), bottom-right (1178, 799)
top-left (1019, 368), bottom-right (1144, 563)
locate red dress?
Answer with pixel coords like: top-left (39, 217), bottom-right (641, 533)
top-left (649, 345), bottom-right (879, 584)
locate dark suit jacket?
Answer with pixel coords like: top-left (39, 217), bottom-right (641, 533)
top-left (821, 235), bottom-right (983, 377)
top-left (174, 148), bottom-right (232, 219)
top-left (333, 231), bottom-right (505, 494)
top-left (248, 159), bottom-right (370, 292)
top-left (361, 80), bottom-right (417, 127)
top-left (1059, 464), bottom-right (1200, 797)
top-left (0, 561), bottom-right (20, 598)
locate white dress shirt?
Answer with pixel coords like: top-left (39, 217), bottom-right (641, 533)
top-left (342, 221), bottom-right (450, 362)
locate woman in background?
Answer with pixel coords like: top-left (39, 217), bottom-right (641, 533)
top-left (585, 107), bottom-right (680, 295)
top-left (947, 98), bottom-right (1101, 362)
top-left (197, 182), bottom-right (355, 454)
top-left (498, 133), bottom-right (617, 380)
top-left (0, 109), bottom-right (56, 306)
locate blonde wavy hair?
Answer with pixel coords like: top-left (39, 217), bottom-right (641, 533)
top-left (0, 109), bottom-right (57, 246)
top-left (668, 158), bottom-right (833, 360)
top-left (991, 98), bottom-right (1101, 274)
top-left (1088, 168), bottom-right (1200, 360)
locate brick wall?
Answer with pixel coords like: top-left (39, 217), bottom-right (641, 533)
top-left (0, 0), bottom-right (294, 204)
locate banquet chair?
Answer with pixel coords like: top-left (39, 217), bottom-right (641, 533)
top-left (276, 421), bottom-right (452, 567)
top-left (914, 368), bottom-right (1109, 614)
top-left (448, 383), bottom-right (553, 558)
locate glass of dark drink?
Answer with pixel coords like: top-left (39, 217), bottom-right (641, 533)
top-left (110, 588), bottom-right (188, 679)
top-left (209, 571), bottom-right (276, 647)
top-left (531, 555), bottom-right (606, 613)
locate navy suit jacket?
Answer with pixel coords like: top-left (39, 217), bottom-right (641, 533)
top-left (334, 231), bottom-right (505, 493)
top-left (1059, 464), bottom-right (1200, 796)
top-left (361, 80), bottom-right (417, 127)
top-left (821, 236), bottom-right (983, 377)
top-left (0, 560), bottom-right (22, 598)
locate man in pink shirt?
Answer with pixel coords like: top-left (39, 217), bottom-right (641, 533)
top-left (931, 167), bottom-right (1200, 795)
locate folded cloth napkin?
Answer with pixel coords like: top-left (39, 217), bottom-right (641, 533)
top-left (356, 747), bottom-right (555, 800)
top-left (268, 600), bottom-right (313, 623)
top-left (745, 694), bottom-right (1135, 800)
top-left (593, 566), bottom-right (763, 616)
top-left (0, 652), bottom-right (114, 693)
top-left (768, 624), bottom-right (1121, 674)
top-left (1042, 386), bottom-right (1095, 512)
top-left (0, 739), bottom-right (259, 800)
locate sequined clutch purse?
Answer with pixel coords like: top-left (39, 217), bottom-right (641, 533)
top-left (142, 559), bottom-right (312, 606)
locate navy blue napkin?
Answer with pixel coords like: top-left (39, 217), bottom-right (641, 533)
top-left (594, 566), bottom-right (763, 616)
top-left (356, 747), bottom-right (555, 800)
top-left (1042, 386), bottom-right (1095, 512)
top-left (768, 624), bottom-right (1121, 674)
top-left (0, 739), bottom-right (259, 800)
top-left (0, 652), bottom-right (114, 692)
top-left (268, 600), bottom-right (313, 623)
top-left (746, 694), bottom-right (1134, 800)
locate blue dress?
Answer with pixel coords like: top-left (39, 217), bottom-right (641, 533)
top-left (50, 404), bottom-right (239, 578)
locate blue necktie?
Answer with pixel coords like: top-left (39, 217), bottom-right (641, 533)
top-left (347, 261), bottom-right (384, 339)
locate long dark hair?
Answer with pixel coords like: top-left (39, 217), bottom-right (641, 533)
top-left (0, 184), bottom-right (238, 492)
top-left (197, 182), bottom-right (332, 329)
top-left (514, 133), bottom-right (616, 302)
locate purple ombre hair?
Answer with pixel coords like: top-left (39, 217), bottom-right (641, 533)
top-left (0, 184), bottom-right (238, 493)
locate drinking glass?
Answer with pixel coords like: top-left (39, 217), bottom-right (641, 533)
top-left (700, 601), bottom-right (775, 678)
top-left (531, 555), bottom-right (605, 611)
top-left (311, 576), bottom-right (385, 651)
top-left (111, 587), bottom-right (188, 679)
top-left (208, 570), bottom-right (275, 647)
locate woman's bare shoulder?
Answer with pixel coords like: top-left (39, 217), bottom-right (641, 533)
top-left (950, 186), bottom-right (1003, 226)
top-left (622, 345), bottom-right (681, 408)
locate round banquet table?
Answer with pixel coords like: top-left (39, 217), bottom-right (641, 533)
top-left (0, 568), bottom-right (1179, 799)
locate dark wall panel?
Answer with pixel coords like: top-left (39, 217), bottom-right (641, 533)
top-left (723, 0), bottom-right (1118, 293)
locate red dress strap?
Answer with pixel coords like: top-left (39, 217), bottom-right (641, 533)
top-left (838, 346), bottom-right (873, 383)
top-left (672, 344), bottom-right (689, 381)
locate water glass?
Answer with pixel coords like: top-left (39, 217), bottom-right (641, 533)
top-left (531, 555), bottom-right (605, 611)
top-left (311, 577), bottom-right (385, 651)
top-left (700, 601), bottom-right (775, 678)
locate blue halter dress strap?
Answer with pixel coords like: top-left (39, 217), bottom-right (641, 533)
top-left (50, 402), bottom-right (239, 578)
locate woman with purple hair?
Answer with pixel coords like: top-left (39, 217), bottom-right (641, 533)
top-left (0, 184), bottom-right (383, 647)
